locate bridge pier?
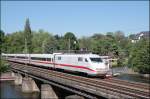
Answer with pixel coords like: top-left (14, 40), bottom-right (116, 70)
top-left (22, 77), bottom-right (40, 93)
top-left (11, 71), bottom-right (15, 77)
top-left (65, 95), bottom-right (84, 99)
top-left (14, 73), bottom-right (22, 85)
top-left (41, 84), bottom-right (58, 99)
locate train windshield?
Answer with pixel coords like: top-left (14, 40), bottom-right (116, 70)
top-left (90, 58), bottom-right (103, 63)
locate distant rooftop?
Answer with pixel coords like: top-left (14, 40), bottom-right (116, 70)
top-left (129, 31), bottom-right (150, 40)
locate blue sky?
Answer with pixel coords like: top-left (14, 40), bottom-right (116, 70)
top-left (1, 1), bottom-right (149, 37)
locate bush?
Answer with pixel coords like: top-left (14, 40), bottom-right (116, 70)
top-left (0, 60), bottom-right (10, 73)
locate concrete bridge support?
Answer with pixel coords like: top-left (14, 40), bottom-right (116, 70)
top-left (41, 84), bottom-right (58, 99)
top-left (65, 95), bottom-right (85, 99)
top-left (22, 77), bottom-right (40, 93)
top-left (10, 71), bottom-right (15, 77)
top-left (14, 73), bottom-right (22, 85)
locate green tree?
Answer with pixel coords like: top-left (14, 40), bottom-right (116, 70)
top-left (79, 37), bottom-right (92, 51)
top-left (31, 30), bottom-right (56, 53)
top-left (63, 32), bottom-right (79, 51)
top-left (129, 38), bottom-right (150, 74)
top-left (91, 33), bottom-right (118, 56)
top-left (0, 60), bottom-right (10, 73)
top-left (114, 30), bottom-right (125, 42)
top-left (3, 31), bottom-right (24, 53)
top-left (129, 34), bottom-right (136, 39)
top-left (43, 34), bottom-right (58, 53)
top-left (24, 18), bottom-right (33, 53)
top-left (54, 34), bottom-right (62, 50)
top-left (106, 32), bottom-right (114, 39)
top-left (0, 30), bottom-right (5, 53)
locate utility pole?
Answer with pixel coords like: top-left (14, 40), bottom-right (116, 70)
top-left (25, 38), bottom-right (28, 55)
top-left (24, 38), bottom-right (28, 77)
top-left (74, 41), bottom-right (76, 51)
top-left (110, 56), bottom-right (114, 76)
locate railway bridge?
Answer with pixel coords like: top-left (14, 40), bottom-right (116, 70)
top-left (5, 60), bottom-right (150, 99)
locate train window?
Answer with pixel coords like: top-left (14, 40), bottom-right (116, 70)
top-left (78, 57), bottom-right (83, 62)
top-left (31, 57), bottom-right (46, 61)
top-left (58, 57), bottom-right (61, 60)
top-left (8, 56), bottom-right (14, 58)
top-left (90, 58), bottom-right (102, 63)
top-left (17, 56), bottom-right (25, 59)
top-left (85, 58), bottom-right (88, 62)
top-left (41, 58), bottom-right (46, 61)
top-left (31, 57), bottom-right (38, 60)
top-left (47, 58), bottom-right (51, 61)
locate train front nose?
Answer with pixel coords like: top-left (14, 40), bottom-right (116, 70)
top-left (95, 64), bottom-right (109, 75)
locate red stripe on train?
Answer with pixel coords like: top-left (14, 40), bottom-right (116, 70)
top-left (54, 63), bottom-right (96, 72)
top-left (9, 59), bottom-right (96, 72)
top-left (33, 60), bottom-right (96, 72)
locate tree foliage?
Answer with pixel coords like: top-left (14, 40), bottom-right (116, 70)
top-left (79, 37), bottom-right (92, 51)
top-left (0, 59), bottom-right (10, 73)
top-left (128, 38), bottom-right (150, 74)
top-left (63, 32), bottom-right (79, 50)
top-left (0, 30), bottom-right (5, 53)
top-left (4, 31), bottom-right (24, 53)
top-left (24, 18), bottom-right (33, 53)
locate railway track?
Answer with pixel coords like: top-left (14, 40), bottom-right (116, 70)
top-left (10, 62), bottom-right (150, 99)
top-left (103, 77), bottom-right (149, 90)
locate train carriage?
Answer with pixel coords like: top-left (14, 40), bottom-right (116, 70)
top-left (2, 53), bottom-right (109, 76)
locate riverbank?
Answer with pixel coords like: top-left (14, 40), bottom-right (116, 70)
top-left (110, 66), bottom-right (150, 79)
top-left (115, 73), bottom-right (150, 84)
top-left (140, 74), bottom-right (150, 78)
top-left (0, 71), bottom-right (15, 81)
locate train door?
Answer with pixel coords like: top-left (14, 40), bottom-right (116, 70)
top-left (53, 54), bottom-right (56, 69)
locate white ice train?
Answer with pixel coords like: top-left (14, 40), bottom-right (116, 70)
top-left (2, 53), bottom-right (110, 76)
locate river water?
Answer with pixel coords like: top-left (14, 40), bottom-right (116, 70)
top-left (1, 81), bottom-right (40, 99)
top-left (110, 66), bottom-right (150, 84)
top-left (1, 71), bottom-right (149, 99)
top-left (116, 74), bottom-right (149, 84)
